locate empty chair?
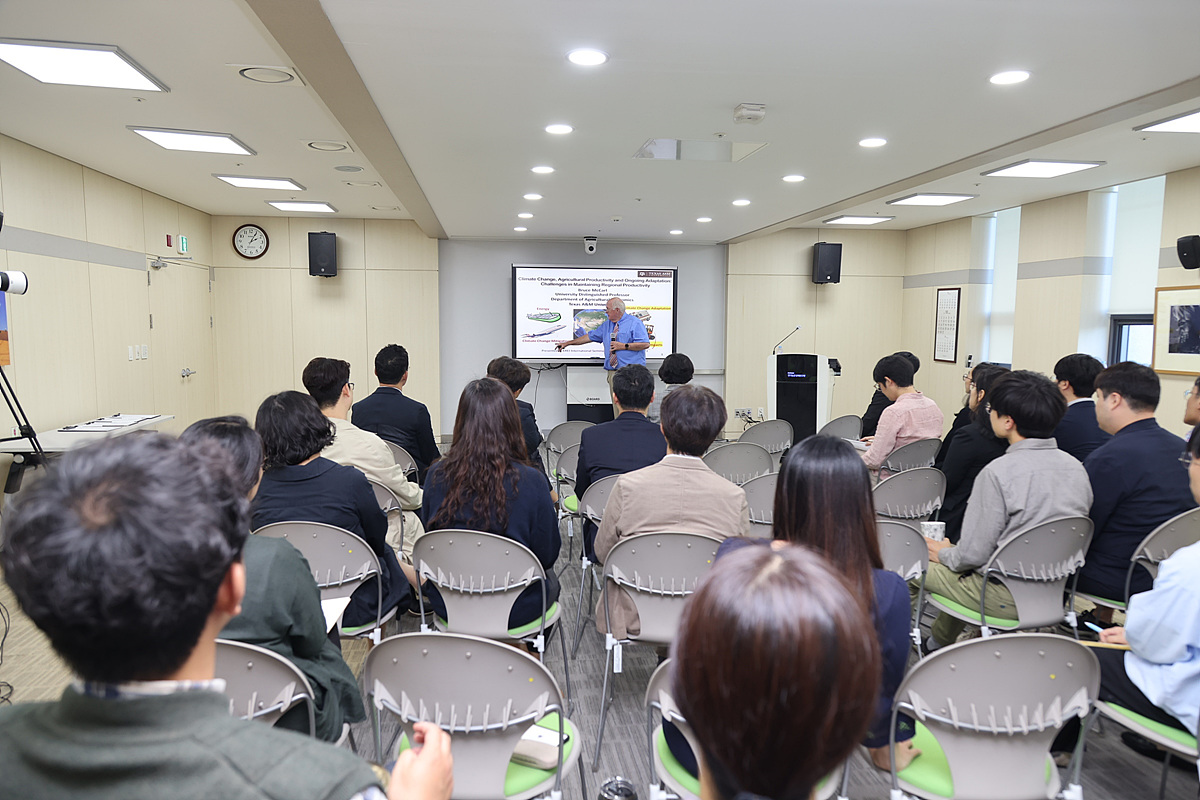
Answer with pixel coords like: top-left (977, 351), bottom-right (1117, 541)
top-left (880, 437), bottom-right (941, 476)
top-left (701, 442), bottom-right (772, 485)
top-left (873, 467), bottom-right (946, 523)
top-left (544, 420), bottom-right (594, 481)
top-left (214, 638), bottom-right (316, 736)
top-left (876, 520), bottom-right (929, 649)
top-left (554, 443), bottom-right (582, 562)
top-left (385, 441), bottom-right (419, 479)
top-left (888, 634), bottom-right (1099, 800)
top-left (817, 414), bottom-right (863, 440)
top-left (740, 472), bottom-right (777, 539)
top-left (571, 474), bottom-right (622, 656)
top-left (737, 419), bottom-right (793, 470)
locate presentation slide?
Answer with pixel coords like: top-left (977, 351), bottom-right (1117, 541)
top-left (512, 265), bottom-right (677, 362)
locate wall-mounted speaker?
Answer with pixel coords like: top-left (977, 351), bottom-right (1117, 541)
top-left (812, 242), bottom-right (842, 284)
top-left (309, 231), bottom-right (337, 277)
top-left (1178, 235), bottom-right (1200, 270)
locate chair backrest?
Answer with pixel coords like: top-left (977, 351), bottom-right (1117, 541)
top-left (644, 659), bottom-right (702, 800)
top-left (737, 419), bottom-right (793, 456)
top-left (817, 414), bottom-right (862, 440)
top-left (891, 634), bottom-right (1099, 800)
top-left (740, 472), bottom-right (778, 539)
top-left (876, 520), bottom-right (928, 583)
top-left (367, 478), bottom-right (403, 515)
top-left (253, 522), bottom-right (382, 619)
top-left (872, 467), bottom-right (946, 522)
top-left (701, 442), bottom-right (773, 485)
top-left (603, 531), bottom-right (722, 643)
top-left (385, 442), bottom-right (419, 477)
top-left (555, 443), bottom-right (580, 491)
top-left (545, 421), bottom-right (593, 454)
top-left (578, 474), bottom-right (622, 524)
top-left (881, 438), bottom-right (941, 474)
top-left (986, 516), bottom-right (1093, 629)
top-left (1132, 506), bottom-right (1200, 584)
top-left (364, 631), bottom-right (565, 799)
top-left (413, 529), bottom-right (547, 639)
top-left (214, 638), bottom-right (316, 736)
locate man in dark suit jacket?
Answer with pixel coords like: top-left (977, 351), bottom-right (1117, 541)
top-left (576, 364), bottom-right (667, 559)
top-left (1052, 353), bottom-right (1111, 461)
top-left (487, 355), bottom-right (548, 479)
top-left (351, 344), bottom-right (441, 482)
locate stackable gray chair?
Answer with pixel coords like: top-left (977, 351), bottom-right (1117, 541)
top-left (737, 419), bottom-right (793, 470)
top-left (214, 639), bottom-right (316, 736)
top-left (1072, 505), bottom-right (1200, 614)
top-left (254, 521), bottom-right (395, 644)
top-left (385, 442), bottom-right (419, 479)
top-left (544, 421), bottom-right (594, 483)
top-left (888, 634), bottom-right (1099, 800)
top-left (924, 516), bottom-right (1094, 638)
top-left (572, 474), bottom-right (622, 656)
top-left (594, 532), bottom-right (722, 769)
top-left (554, 443), bottom-right (583, 562)
top-left (364, 631), bottom-right (586, 800)
top-left (741, 472), bottom-right (777, 539)
top-left (701, 442), bottom-right (772, 485)
top-left (413, 529), bottom-right (571, 709)
top-left (367, 478), bottom-right (406, 556)
top-left (873, 467), bottom-right (945, 524)
top-left (880, 438), bottom-right (941, 477)
top-left (817, 414), bottom-right (863, 441)
top-left (877, 520), bottom-right (929, 649)
top-left (1093, 699), bottom-right (1198, 800)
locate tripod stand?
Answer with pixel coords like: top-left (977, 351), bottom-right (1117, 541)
top-left (0, 362), bottom-right (45, 496)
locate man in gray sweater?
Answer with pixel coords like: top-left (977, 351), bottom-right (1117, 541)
top-left (922, 370), bottom-right (1093, 650)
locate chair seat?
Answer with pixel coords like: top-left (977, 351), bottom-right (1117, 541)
top-left (1099, 703), bottom-right (1199, 754)
top-left (562, 495), bottom-right (578, 513)
top-left (653, 726), bottom-right (700, 799)
top-left (1074, 592), bottom-right (1126, 611)
top-left (435, 601), bottom-right (561, 640)
top-left (925, 593), bottom-right (1019, 629)
top-left (895, 721), bottom-right (1056, 799)
top-left (399, 713), bottom-right (580, 800)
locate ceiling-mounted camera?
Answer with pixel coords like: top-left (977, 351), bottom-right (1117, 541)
top-left (584, 236), bottom-right (597, 255)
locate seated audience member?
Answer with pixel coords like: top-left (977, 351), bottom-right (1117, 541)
top-left (303, 357), bottom-right (424, 572)
top-left (647, 352), bottom-right (694, 423)
top-left (352, 344), bottom-right (441, 483)
top-left (421, 378), bottom-right (560, 629)
top-left (934, 362), bottom-right (991, 469)
top-left (712, 436), bottom-right (916, 771)
top-left (181, 416), bottom-right (365, 743)
top-left (1079, 362), bottom-right (1196, 609)
top-left (861, 350), bottom-right (920, 438)
top-left (486, 355), bottom-right (549, 479)
top-left (1054, 424), bottom-right (1200, 756)
top-left (860, 353), bottom-right (944, 470)
top-left (923, 370), bottom-right (1092, 650)
top-left (671, 546), bottom-right (881, 800)
top-left (594, 384), bottom-right (750, 637)
top-left (575, 364), bottom-right (667, 558)
top-left (1185, 376), bottom-right (1200, 427)
top-left (0, 433), bottom-right (453, 800)
top-left (937, 363), bottom-right (1010, 543)
top-left (252, 391), bottom-right (411, 632)
top-left (1052, 353), bottom-right (1111, 461)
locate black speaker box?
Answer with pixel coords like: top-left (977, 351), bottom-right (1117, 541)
top-left (1178, 235), bottom-right (1200, 270)
top-left (812, 242), bottom-right (842, 284)
top-left (309, 231), bottom-right (337, 277)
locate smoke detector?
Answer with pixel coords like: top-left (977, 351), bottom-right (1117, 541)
top-left (733, 103), bottom-right (766, 124)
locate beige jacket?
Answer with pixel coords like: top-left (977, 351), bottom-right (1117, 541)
top-left (594, 455), bottom-right (749, 638)
top-left (323, 417), bottom-right (424, 560)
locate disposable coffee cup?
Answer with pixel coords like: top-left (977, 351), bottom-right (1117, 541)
top-left (921, 521), bottom-right (946, 541)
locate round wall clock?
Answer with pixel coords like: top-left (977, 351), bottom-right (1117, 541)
top-left (232, 223), bottom-right (269, 259)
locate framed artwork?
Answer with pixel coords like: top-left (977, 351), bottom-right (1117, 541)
top-left (934, 288), bottom-right (960, 363)
top-left (1153, 285), bottom-right (1200, 375)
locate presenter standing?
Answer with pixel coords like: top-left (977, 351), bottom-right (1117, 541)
top-left (556, 297), bottom-right (649, 389)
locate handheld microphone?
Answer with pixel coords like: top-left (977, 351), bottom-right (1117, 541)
top-left (773, 325), bottom-right (802, 353)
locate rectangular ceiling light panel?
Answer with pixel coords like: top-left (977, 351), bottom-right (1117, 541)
top-left (215, 175), bottom-right (305, 191)
top-left (268, 201), bottom-right (336, 213)
top-left (982, 160), bottom-right (1103, 178)
top-left (888, 193), bottom-right (976, 206)
top-left (824, 215), bottom-right (894, 225)
top-left (130, 127), bottom-right (255, 155)
top-left (1136, 109), bottom-right (1200, 134)
top-left (0, 39), bottom-right (167, 91)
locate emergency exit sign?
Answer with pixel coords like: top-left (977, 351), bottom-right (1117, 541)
top-left (179, 235), bottom-right (189, 253)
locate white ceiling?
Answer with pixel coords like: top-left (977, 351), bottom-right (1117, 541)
top-left (2, 0), bottom-right (1200, 246)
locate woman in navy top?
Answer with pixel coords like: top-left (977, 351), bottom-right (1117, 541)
top-left (421, 378), bottom-right (560, 628)
top-left (251, 391), bottom-right (410, 630)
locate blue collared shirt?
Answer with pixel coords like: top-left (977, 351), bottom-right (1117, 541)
top-left (587, 312), bottom-right (649, 369)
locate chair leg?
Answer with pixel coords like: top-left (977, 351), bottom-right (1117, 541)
top-left (1158, 754), bottom-right (1171, 800)
top-left (577, 754), bottom-right (589, 800)
top-left (593, 646), bottom-right (614, 771)
top-left (556, 620), bottom-right (573, 716)
top-left (836, 757), bottom-right (851, 800)
top-left (372, 695), bottom-right (383, 763)
top-left (571, 557), bottom-right (592, 658)
top-left (566, 518), bottom-right (575, 564)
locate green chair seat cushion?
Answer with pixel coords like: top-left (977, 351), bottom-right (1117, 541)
top-left (399, 713), bottom-right (577, 797)
top-left (927, 593), bottom-right (1019, 629)
top-left (653, 726), bottom-right (701, 797)
top-left (434, 601), bottom-right (561, 639)
top-left (562, 495), bottom-right (578, 513)
top-left (897, 720), bottom-right (1055, 798)
top-left (1104, 704), bottom-right (1198, 751)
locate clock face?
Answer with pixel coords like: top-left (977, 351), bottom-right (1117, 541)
top-left (233, 224), bottom-right (269, 259)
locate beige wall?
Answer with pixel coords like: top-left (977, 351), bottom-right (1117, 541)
top-left (1156, 167), bottom-right (1200, 436)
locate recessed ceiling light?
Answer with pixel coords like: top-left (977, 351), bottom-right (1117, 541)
top-left (696, 217), bottom-right (712, 223)
top-left (371, 205), bottom-right (401, 211)
top-left (514, 227), bottom-right (528, 232)
top-left (129, 126), bottom-right (254, 155)
top-left (545, 124), bottom-right (574, 135)
top-left (990, 70), bottom-right (1030, 85)
top-left (306, 140), bottom-right (350, 152)
top-left (567, 48), bottom-right (608, 66)
top-left (824, 215), bottom-right (894, 225)
top-left (523, 193), bottom-right (543, 201)
top-left (732, 199), bottom-right (751, 206)
top-left (237, 66), bottom-right (295, 84)
top-left (531, 165), bottom-right (555, 174)
top-left (1136, 109), bottom-right (1200, 134)
top-left (268, 201), bottom-right (336, 213)
top-left (859, 137), bottom-right (887, 148)
top-left (782, 174), bottom-right (806, 183)
top-left (344, 180), bottom-right (381, 188)
top-left (333, 165), bottom-right (364, 172)
top-left (0, 39), bottom-right (167, 91)
top-left (518, 212), bottom-right (534, 219)
top-left (214, 174), bottom-right (304, 191)
top-left (982, 159), bottom-right (1104, 178)
top-left (669, 230), bottom-right (683, 235)
top-left (888, 193), bottom-right (977, 206)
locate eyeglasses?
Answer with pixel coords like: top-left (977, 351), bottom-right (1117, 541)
top-left (1180, 450), bottom-right (1196, 469)
top-left (962, 372), bottom-right (971, 381)
top-left (985, 402), bottom-right (993, 414)
top-left (347, 382), bottom-right (355, 391)
top-left (1186, 388), bottom-right (1199, 400)
top-left (968, 382), bottom-right (977, 391)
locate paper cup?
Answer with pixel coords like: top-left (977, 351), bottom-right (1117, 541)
top-left (921, 521), bottom-right (946, 541)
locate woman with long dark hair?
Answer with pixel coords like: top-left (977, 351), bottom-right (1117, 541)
top-left (421, 378), bottom-right (559, 627)
top-left (937, 362), bottom-right (1010, 542)
top-left (672, 545), bottom-right (881, 800)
